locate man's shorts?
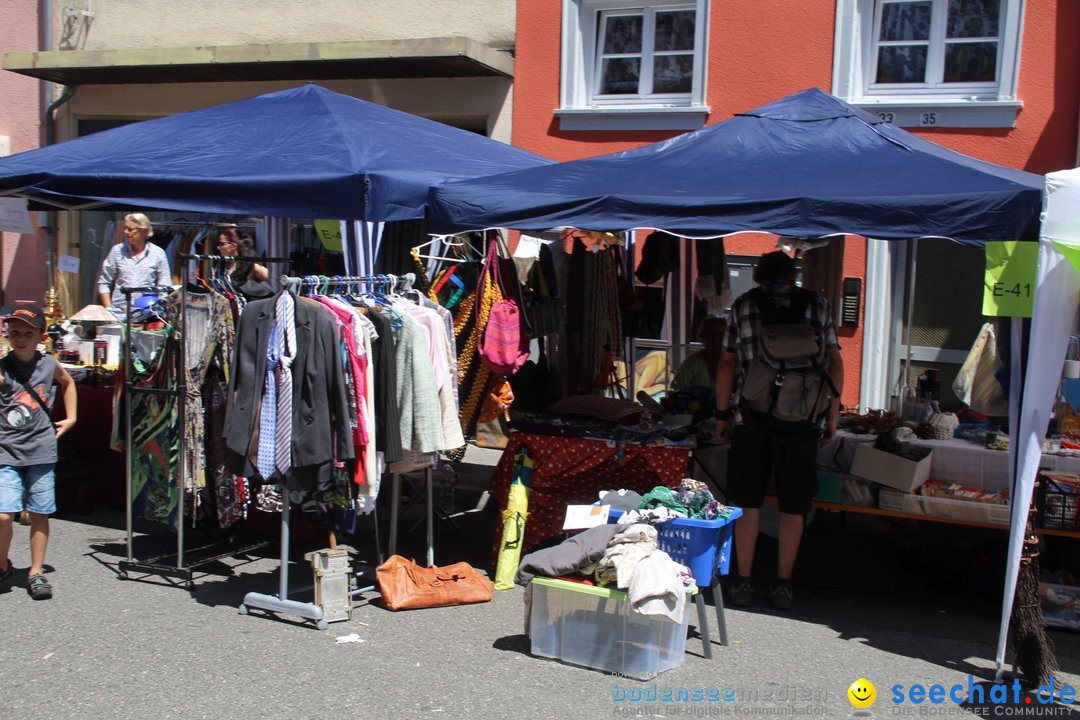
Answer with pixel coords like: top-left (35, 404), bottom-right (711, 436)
top-left (0, 464), bottom-right (57, 515)
top-left (726, 409), bottom-right (820, 515)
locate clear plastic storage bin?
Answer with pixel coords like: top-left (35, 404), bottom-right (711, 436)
top-left (529, 577), bottom-right (689, 679)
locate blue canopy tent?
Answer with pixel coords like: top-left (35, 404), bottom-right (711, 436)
top-left (0, 83), bottom-right (551, 222)
top-left (427, 88), bottom-right (1041, 244)
top-left (430, 87), bottom-right (1050, 681)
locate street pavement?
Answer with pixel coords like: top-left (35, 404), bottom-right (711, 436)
top-left (6, 452), bottom-right (1080, 720)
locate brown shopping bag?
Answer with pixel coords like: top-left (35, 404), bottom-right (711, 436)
top-left (376, 555), bottom-right (494, 611)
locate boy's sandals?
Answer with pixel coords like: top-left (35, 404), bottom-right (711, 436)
top-left (27, 572), bottom-right (52, 600)
top-left (0, 559), bottom-right (12, 585)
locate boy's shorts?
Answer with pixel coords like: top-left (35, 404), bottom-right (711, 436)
top-left (0, 464), bottom-right (56, 515)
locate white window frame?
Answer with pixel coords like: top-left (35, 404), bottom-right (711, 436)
top-left (833, 0), bottom-right (1025, 128)
top-left (558, 0), bottom-right (710, 131)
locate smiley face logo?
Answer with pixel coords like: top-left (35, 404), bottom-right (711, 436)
top-left (848, 678), bottom-right (876, 708)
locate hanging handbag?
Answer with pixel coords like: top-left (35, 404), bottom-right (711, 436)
top-left (376, 554), bottom-right (494, 611)
top-left (476, 239), bottom-right (530, 376)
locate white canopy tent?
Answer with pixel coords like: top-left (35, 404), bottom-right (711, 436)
top-left (998, 168), bottom-right (1080, 676)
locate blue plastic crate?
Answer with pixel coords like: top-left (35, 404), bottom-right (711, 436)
top-left (607, 507), bottom-right (743, 587)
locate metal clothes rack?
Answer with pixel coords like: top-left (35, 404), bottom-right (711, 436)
top-left (177, 253), bottom-right (328, 628)
top-left (117, 253), bottom-right (290, 591)
top-left (118, 283), bottom-right (194, 588)
top-left (281, 273), bottom-right (436, 569)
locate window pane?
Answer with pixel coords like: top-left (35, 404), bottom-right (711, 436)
top-left (875, 45), bottom-right (928, 83)
top-left (654, 10), bottom-right (695, 52)
top-left (944, 41), bottom-right (998, 82)
top-left (653, 54), bottom-right (693, 93)
top-left (600, 57), bottom-right (642, 94)
top-left (947, 0), bottom-right (999, 38)
top-left (879, 2), bottom-right (931, 41)
top-left (603, 14), bottom-right (643, 54)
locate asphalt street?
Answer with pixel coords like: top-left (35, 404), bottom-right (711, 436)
top-left (6, 456), bottom-right (1080, 720)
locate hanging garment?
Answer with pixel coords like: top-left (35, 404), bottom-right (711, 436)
top-left (224, 290), bottom-right (354, 494)
top-left (391, 308), bottom-right (443, 455)
top-left (367, 309), bottom-right (403, 463)
top-left (111, 322), bottom-right (182, 527)
top-left (175, 291), bottom-right (235, 494)
top-left (953, 322), bottom-right (1009, 416)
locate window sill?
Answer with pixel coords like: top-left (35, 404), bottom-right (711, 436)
top-left (849, 98), bottom-right (1023, 128)
top-left (555, 105), bottom-right (710, 131)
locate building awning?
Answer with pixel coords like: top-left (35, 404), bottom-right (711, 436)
top-left (2, 36), bottom-right (514, 85)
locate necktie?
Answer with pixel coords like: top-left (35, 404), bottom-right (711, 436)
top-left (256, 322), bottom-right (280, 481)
top-left (275, 293), bottom-right (297, 475)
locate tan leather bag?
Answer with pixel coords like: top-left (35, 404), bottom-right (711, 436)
top-left (376, 555), bottom-right (494, 611)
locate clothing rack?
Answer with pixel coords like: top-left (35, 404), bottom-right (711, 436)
top-left (280, 272), bottom-right (436, 569)
top-left (177, 254), bottom-right (329, 629)
top-left (116, 253), bottom-right (289, 593)
top-left (117, 283), bottom-right (194, 588)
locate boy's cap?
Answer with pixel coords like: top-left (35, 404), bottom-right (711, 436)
top-left (3, 305), bottom-right (46, 330)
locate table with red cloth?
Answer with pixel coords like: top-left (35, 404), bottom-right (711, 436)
top-left (55, 375), bottom-right (125, 512)
top-left (489, 432), bottom-right (693, 562)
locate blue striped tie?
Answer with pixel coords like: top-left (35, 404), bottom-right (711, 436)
top-left (256, 323), bottom-right (280, 481)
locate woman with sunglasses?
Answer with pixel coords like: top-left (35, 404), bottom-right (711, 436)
top-left (217, 227), bottom-right (269, 285)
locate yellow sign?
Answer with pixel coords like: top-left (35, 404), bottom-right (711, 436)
top-left (983, 241), bottom-right (1037, 317)
top-left (313, 220), bottom-right (343, 251)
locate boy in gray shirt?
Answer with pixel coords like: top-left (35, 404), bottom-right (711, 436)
top-left (0, 306), bottom-right (77, 600)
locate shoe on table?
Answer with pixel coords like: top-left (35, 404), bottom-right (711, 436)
top-left (771, 579), bottom-right (794, 611)
top-left (729, 575), bottom-right (753, 607)
top-left (27, 572), bottom-right (52, 601)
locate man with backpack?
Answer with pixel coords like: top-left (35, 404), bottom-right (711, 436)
top-left (714, 251), bottom-right (843, 610)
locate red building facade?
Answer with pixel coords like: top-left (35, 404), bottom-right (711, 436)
top-left (511, 0), bottom-right (1080, 409)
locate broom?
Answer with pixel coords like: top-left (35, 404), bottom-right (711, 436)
top-left (1010, 477), bottom-right (1060, 689)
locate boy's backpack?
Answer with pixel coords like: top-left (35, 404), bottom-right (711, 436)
top-left (739, 287), bottom-right (838, 423)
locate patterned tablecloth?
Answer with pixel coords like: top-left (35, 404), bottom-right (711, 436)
top-left (489, 432), bottom-right (693, 563)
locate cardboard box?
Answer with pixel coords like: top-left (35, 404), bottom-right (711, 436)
top-left (850, 443), bottom-right (933, 493)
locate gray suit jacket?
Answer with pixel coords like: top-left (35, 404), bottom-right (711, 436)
top-left (224, 293), bottom-right (354, 478)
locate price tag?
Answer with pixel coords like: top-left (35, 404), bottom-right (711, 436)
top-left (983, 241), bottom-right (1036, 317)
top-left (313, 219), bottom-right (342, 251)
top-left (57, 254), bottom-right (80, 273)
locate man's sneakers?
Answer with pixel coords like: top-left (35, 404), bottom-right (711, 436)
top-left (771, 579), bottom-right (794, 611)
top-left (728, 575), bottom-right (754, 607)
top-left (728, 574), bottom-right (795, 610)
top-left (27, 572), bottom-right (52, 601)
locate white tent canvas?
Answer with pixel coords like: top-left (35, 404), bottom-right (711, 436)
top-left (999, 168), bottom-right (1080, 673)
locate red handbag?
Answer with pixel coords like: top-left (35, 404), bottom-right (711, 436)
top-left (376, 555), bottom-right (494, 611)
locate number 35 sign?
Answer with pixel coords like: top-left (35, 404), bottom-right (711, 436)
top-left (983, 241), bottom-right (1037, 317)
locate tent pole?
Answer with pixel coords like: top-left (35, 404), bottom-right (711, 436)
top-left (903, 238), bottom-right (919, 389)
top-left (996, 316), bottom-right (1025, 680)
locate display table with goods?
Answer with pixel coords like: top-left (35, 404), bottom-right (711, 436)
top-left (810, 416), bottom-right (1080, 534)
top-left (54, 366), bottom-right (124, 512)
top-left (489, 430), bottom-right (694, 560)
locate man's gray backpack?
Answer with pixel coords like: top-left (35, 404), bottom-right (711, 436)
top-left (739, 287), bottom-right (839, 424)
